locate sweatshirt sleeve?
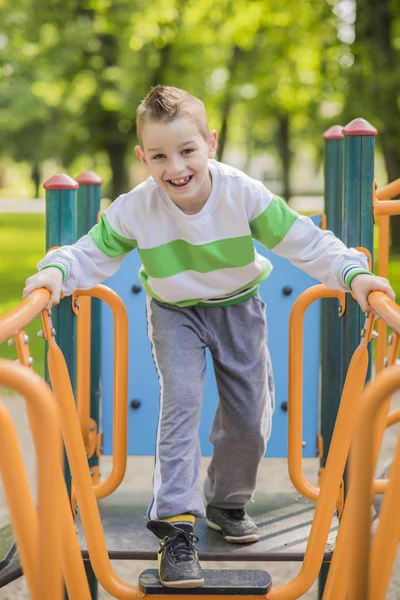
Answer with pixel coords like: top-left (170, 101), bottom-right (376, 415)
top-left (247, 183), bottom-right (371, 291)
top-left (38, 195), bottom-right (137, 296)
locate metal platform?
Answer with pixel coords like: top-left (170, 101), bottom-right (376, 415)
top-left (76, 490), bottom-right (338, 562)
top-left (139, 569), bottom-right (272, 594)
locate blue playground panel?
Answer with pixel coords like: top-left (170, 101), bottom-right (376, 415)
top-left (101, 217), bottom-right (321, 458)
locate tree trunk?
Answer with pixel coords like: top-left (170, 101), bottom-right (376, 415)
top-left (351, 0), bottom-right (400, 250)
top-left (217, 45), bottom-right (243, 162)
top-left (276, 114), bottom-right (292, 201)
top-left (105, 141), bottom-right (129, 200)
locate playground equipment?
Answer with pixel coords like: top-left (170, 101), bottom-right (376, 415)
top-left (0, 118), bottom-right (400, 598)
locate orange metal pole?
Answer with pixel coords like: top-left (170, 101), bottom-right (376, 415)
top-left (323, 334), bottom-right (400, 600)
top-left (288, 284), bottom-right (345, 502)
top-left (369, 435), bottom-right (400, 599)
top-left (0, 289), bottom-right (50, 342)
top-left (0, 361), bottom-right (63, 600)
top-left (0, 399), bottom-right (39, 599)
top-left (348, 366), bottom-right (400, 600)
top-left (376, 215), bottom-right (389, 372)
top-left (374, 200), bottom-right (400, 216)
top-left (0, 360), bottom-right (91, 600)
top-left (376, 178), bottom-right (400, 201)
top-left (387, 407), bottom-right (400, 426)
top-left (75, 285), bottom-right (128, 499)
top-left (368, 291), bottom-right (400, 333)
top-left (76, 295), bottom-right (91, 444)
top-left (43, 313), bottom-right (140, 599)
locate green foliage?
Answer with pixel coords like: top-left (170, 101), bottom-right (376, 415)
top-left (0, 213), bottom-right (46, 378)
top-left (0, 0), bottom-right (399, 199)
top-left (0, 0), bottom-right (345, 195)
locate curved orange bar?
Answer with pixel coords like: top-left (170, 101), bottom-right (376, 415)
top-left (348, 366), bottom-right (400, 600)
top-left (368, 291), bottom-right (400, 333)
top-left (376, 215), bottom-right (389, 372)
top-left (0, 289), bottom-right (50, 343)
top-left (44, 324), bottom-right (141, 598)
top-left (323, 336), bottom-right (400, 599)
top-left (0, 360), bottom-right (91, 600)
top-left (75, 285), bottom-right (128, 499)
top-left (387, 407), bottom-right (400, 427)
top-left (374, 200), bottom-right (400, 216)
top-left (0, 360), bottom-right (62, 600)
top-left (288, 285), bottom-right (345, 501)
top-left (76, 295), bottom-right (91, 444)
top-left (0, 398), bottom-right (39, 599)
top-left (267, 324), bottom-right (373, 599)
top-left (376, 178), bottom-right (400, 200)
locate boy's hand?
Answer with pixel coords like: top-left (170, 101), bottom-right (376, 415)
top-left (23, 268), bottom-right (63, 309)
top-left (350, 273), bottom-right (396, 313)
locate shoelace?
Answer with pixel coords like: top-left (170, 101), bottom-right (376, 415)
top-left (225, 508), bottom-right (246, 520)
top-left (160, 530), bottom-right (199, 562)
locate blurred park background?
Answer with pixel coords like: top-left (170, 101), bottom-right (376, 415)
top-left (1, 0), bottom-right (400, 374)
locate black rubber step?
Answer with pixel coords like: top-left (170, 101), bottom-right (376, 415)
top-left (139, 569), bottom-right (272, 595)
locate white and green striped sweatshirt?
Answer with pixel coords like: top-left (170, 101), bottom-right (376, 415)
top-left (39, 160), bottom-right (370, 307)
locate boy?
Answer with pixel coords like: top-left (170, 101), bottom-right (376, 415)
top-left (24, 86), bottom-right (394, 589)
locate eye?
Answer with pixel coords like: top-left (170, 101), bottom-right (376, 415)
top-left (182, 148), bottom-right (195, 155)
top-left (152, 154), bottom-right (165, 160)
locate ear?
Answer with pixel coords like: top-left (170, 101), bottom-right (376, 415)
top-left (135, 145), bottom-right (148, 166)
top-left (208, 130), bottom-right (218, 158)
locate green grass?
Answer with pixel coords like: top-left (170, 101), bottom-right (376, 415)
top-left (0, 213), bottom-right (46, 378)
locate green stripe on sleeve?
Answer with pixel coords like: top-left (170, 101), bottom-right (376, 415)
top-left (138, 236), bottom-right (255, 278)
top-left (343, 267), bottom-right (373, 289)
top-left (249, 195), bottom-right (298, 249)
top-left (40, 262), bottom-right (67, 281)
top-left (89, 213), bottom-right (137, 257)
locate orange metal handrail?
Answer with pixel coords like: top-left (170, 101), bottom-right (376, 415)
top-left (289, 287), bottom-right (399, 504)
top-left (76, 295), bottom-right (91, 445)
top-left (387, 407), bottom-right (400, 427)
top-left (347, 366), bottom-right (400, 600)
top-left (288, 285), bottom-right (346, 501)
top-left (322, 334), bottom-right (400, 600)
top-left (374, 179), bottom-right (400, 371)
top-left (73, 285), bottom-right (128, 499)
top-left (368, 290), bottom-right (400, 333)
top-left (42, 311), bottom-right (141, 599)
top-left (0, 361), bottom-right (65, 600)
top-left (0, 289), bottom-right (50, 342)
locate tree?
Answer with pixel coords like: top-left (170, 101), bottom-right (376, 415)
top-left (343, 0), bottom-right (400, 250)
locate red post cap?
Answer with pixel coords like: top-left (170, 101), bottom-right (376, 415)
top-left (75, 170), bottom-right (103, 185)
top-left (323, 125), bottom-right (343, 140)
top-left (43, 174), bottom-right (79, 190)
top-left (343, 118), bottom-right (377, 136)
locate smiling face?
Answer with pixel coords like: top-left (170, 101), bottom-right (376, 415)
top-left (135, 117), bottom-right (218, 214)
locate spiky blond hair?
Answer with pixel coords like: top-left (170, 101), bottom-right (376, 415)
top-left (136, 85), bottom-right (209, 146)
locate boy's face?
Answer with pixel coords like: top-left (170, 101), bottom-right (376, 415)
top-left (135, 117), bottom-right (218, 213)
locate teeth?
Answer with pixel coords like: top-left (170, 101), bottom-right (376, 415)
top-left (170, 176), bottom-right (190, 185)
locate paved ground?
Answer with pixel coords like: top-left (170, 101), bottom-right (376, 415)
top-left (0, 199), bottom-right (45, 213)
top-left (0, 389), bottom-right (399, 599)
top-left (0, 196), bottom-right (324, 215)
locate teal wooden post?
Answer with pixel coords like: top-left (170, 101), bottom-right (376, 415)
top-left (342, 118), bottom-right (376, 382)
top-left (76, 169), bottom-right (103, 477)
top-left (43, 174), bottom-right (78, 600)
top-left (75, 171), bottom-right (103, 600)
top-left (318, 125), bottom-right (344, 599)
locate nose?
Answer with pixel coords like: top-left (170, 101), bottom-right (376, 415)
top-left (167, 153), bottom-right (185, 176)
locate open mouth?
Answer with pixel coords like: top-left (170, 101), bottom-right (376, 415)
top-left (167, 175), bottom-right (193, 188)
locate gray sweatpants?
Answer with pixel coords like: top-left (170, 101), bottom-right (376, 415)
top-left (146, 293), bottom-right (275, 520)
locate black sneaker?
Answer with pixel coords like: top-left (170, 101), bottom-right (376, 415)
top-left (206, 505), bottom-right (259, 543)
top-left (147, 520), bottom-right (204, 588)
